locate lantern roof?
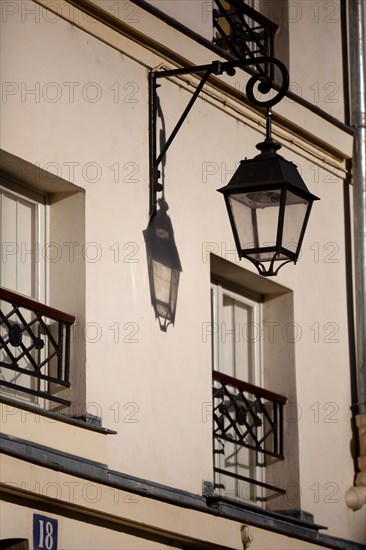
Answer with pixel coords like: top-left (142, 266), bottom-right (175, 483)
top-left (218, 140), bottom-right (320, 202)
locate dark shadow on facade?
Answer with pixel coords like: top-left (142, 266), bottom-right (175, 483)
top-left (0, 540), bottom-right (30, 550)
top-left (143, 199), bottom-right (182, 332)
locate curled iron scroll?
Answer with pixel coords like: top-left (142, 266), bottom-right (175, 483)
top-left (244, 57), bottom-right (289, 108)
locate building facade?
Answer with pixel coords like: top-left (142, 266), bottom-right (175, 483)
top-left (1, 1), bottom-right (365, 549)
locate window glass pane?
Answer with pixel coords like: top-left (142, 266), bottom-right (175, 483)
top-left (1, 192), bottom-right (17, 291)
top-left (222, 294), bottom-right (253, 382)
top-left (0, 188), bottom-right (40, 298)
top-left (0, 185), bottom-right (45, 405)
top-left (229, 191), bottom-right (281, 255)
top-left (16, 198), bottom-right (37, 297)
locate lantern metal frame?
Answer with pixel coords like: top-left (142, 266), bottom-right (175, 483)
top-left (217, 128), bottom-right (320, 276)
top-left (148, 56), bottom-right (318, 276)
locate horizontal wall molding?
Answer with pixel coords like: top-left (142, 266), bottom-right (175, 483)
top-left (1, 433), bottom-right (365, 550)
top-left (0, 395), bottom-right (116, 435)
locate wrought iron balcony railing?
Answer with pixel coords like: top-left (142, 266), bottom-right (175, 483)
top-left (213, 369), bottom-right (287, 501)
top-left (0, 287), bottom-right (75, 407)
top-left (213, 0), bottom-right (278, 75)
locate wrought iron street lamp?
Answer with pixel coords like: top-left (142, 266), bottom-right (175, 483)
top-left (149, 57), bottom-right (319, 276)
top-left (217, 112), bottom-right (319, 276)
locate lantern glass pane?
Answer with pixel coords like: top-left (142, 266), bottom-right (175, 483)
top-left (229, 190), bottom-right (282, 261)
top-left (282, 190), bottom-right (309, 252)
top-left (152, 259), bottom-right (173, 318)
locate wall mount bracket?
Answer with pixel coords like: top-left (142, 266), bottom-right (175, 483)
top-left (149, 57), bottom-right (289, 217)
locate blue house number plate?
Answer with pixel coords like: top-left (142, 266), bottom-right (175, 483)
top-left (33, 514), bottom-right (58, 550)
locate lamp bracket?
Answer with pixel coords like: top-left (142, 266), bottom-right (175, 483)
top-left (149, 56), bottom-right (289, 217)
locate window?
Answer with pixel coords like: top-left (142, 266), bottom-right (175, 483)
top-left (211, 282), bottom-right (261, 385)
top-left (0, 159), bottom-right (85, 413)
top-left (211, 282), bottom-right (265, 502)
top-left (0, 180), bottom-right (45, 301)
top-left (0, 180), bottom-right (47, 404)
top-left (209, 255), bottom-right (296, 510)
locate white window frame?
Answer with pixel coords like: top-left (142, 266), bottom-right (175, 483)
top-left (211, 281), bottom-right (265, 504)
top-left (0, 178), bottom-right (48, 405)
top-left (211, 282), bottom-right (262, 386)
top-left (0, 178), bottom-right (46, 303)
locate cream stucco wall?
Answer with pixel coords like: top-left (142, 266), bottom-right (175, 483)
top-left (0, 454), bottom-right (343, 550)
top-left (0, 0), bottom-right (364, 546)
top-left (289, 0), bottom-right (345, 121)
top-left (125, 0), bottom-right (346, 121)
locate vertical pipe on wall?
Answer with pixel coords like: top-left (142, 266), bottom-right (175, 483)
top-left (345, 0), bottom-right (366, 511)
top-left (349, 0), bottom-right (366, 416)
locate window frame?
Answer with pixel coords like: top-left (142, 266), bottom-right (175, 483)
top-left (0, 177), bottom-right (46, 303)
top-left (211, 281), bottom-right (263, 386)
top-left (211, 279), bottom-right (266, 503)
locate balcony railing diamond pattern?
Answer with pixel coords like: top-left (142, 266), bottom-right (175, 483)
top-left (0, 287), bottom-right (75, 406)
top-left (213, 370), bottom-right (287, 499)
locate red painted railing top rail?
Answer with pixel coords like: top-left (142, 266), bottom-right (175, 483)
top-left (213, 369), bottom-right (287, 404)
top-left (0, 287), bottom-right (75, 325)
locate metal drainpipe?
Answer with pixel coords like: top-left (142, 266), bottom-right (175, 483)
top-left (345, 0), bottom-right (366, 511)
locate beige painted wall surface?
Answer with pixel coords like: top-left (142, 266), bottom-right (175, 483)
top-left (88, 0), bottom-right (347, 137)
top-left (0, 456), bottom-right (343, 550)
top-left (104, 0), bottom-right (346, 122)
top-left (0, 501), bottom-right (175, 550)
top-left (1, 455), bottom-right (245, 549)
top-left (0, 500), bottom-right (334, 550)
top-left (93, 0), bottom-right (214, 41)
top-left (0, 1), bottom-right (364, 545)
top-left (289, 0), bottom-right (344, 121)
top-left (0, 403), bottom-right (108, 464)
top-left (0, 501), bottom-right (324, 550)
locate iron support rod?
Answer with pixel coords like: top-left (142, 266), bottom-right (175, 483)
top-left (266, 107), bottom-right (272, 140)
top-left (153, 62), bottom-right (218, 79)
top-left (149, 71), bottom-right (158, 217)
top-left (155, 69), bottom-right (211, 167)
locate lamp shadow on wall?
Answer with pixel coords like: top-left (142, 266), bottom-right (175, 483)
top-left (143, 198), bottom-right (182, 332)
top-left (143, 95), bottom-right (182, 332)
